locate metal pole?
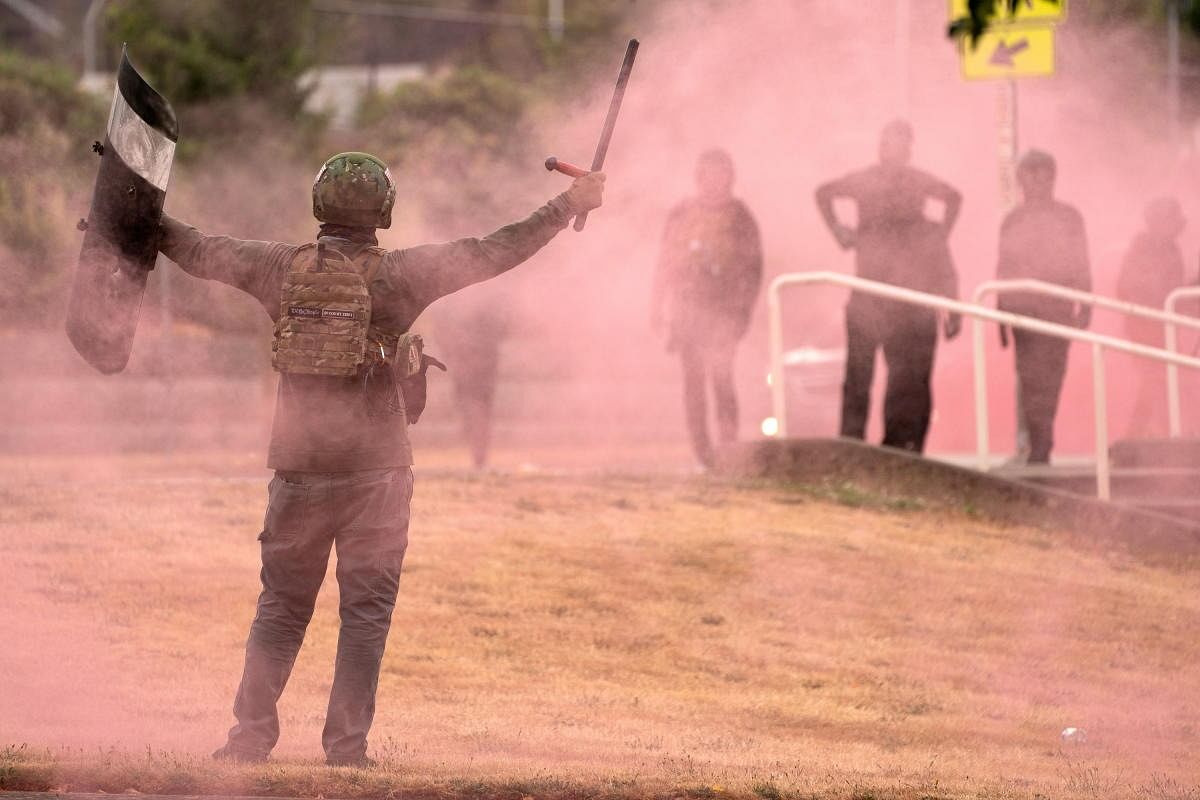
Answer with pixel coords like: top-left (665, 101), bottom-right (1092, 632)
top-left (1092, 343), bottom-right (1111, 501)
top-left (998, 78), bottom-right (1026, 459)
top-left (0, 0), bottom-right (64, 38)
top-left (974, 279), bottom-right (1200, 332)
top-left (548, 0), bottom-right (564, 43)
top-left (895, 0), bottom-right (911, 116)
top-left (1168, 0), bottom-right (1181, 148)
top-left (366, 20), bottom-right (378, 95)
top-left (83, 0), bottom-right (107, 76)
top-left (1167, 316), bottom-right (1181, 436)
top-left (973, 316), bottom-right (990, 470)
top-left (768, 283), bottom-right (787, 437)
top-left (1161, 284), bottom-right (1200, 436)
top-left (770, 271), bottom-right (1200, 498)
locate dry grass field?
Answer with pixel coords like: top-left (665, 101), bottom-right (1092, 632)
top-left (1, 450), bottom-right (1199, 800)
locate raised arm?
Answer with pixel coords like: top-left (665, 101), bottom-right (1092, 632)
top-left (394, 173), bottom-right (603, 310)
top-left (158, 214), bottom-right (293, 312)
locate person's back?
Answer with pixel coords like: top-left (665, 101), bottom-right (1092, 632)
top-left (159, 151), bottom-right (605, 765)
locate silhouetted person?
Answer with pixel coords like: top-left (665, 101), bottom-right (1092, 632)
top-left (815, 120), bottom-right (962, 453)
top-left (652, 149), bottom-right (763, 468)
top-left (996, 149), bottom-right (1092, 464)
top-left (435, 282), bottom-right (513, 469)
top-left (1116, 196), bottom-right (1186, 438)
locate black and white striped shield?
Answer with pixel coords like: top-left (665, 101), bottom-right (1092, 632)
top-left (67, 46), bottom-right (178, 374)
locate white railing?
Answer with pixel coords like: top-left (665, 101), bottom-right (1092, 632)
top-left (975, 279), bottom-right (1200, 441)
top-left (1165, 286), bottom-right (1200, 437)
top-left (768, 272), bottom-right (1200, 500)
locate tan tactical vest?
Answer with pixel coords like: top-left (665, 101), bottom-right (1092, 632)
top-left (272, 242), bottom-right (389, 378)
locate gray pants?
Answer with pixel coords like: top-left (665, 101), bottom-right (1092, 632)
top-left (224, 467), bottom-right (412, 762)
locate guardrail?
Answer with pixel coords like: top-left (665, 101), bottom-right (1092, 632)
top-left (768, 272), bottom-right (1200, 500)
top-left (975, 279), bottom-right (1200, 441)
top-left (1165, 286), bottom-right (1200, 437)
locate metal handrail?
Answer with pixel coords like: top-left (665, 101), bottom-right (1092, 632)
top-left (768, 272), bottom-right (1200, 500)
top-left (975, 279), bottom-right (1200, 441)
top-left (973, 278), bottom-right (1200, 331)
top-left (1165, 286), bottom-right (1200, 436)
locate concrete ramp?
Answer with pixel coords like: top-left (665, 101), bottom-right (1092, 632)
top-left (725, 438), bottom-right (1200, 560)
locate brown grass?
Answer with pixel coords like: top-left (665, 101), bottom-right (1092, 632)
top-left (1, 452), bottom-right (1198, 800)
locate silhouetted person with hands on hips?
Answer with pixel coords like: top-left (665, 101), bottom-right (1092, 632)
top-left (815, 120), bottom-right (962, 454)
top-left (652, 149), bottom-right (763, 469)
top-left (995, 149), bottom-right (1091, 464)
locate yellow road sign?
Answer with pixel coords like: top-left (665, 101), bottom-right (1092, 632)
top-left (961, 27), bottom-right (1055, 80)
top-left (949, 0), bottom-right (1066, 25)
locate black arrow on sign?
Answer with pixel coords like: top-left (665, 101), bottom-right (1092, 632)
top-left (989, 38), bottom-right (1030, 67)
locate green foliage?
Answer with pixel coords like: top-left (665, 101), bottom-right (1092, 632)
top-left (359, 64), bottom-right (537, 232)
top-left (353, 1), bottom-right (640, 234)
top-left (0, 49), bottom-right (104, 137)
top-left (0, 52), bottom-right (100, 323)
top-left (360, 64), bottom-right (530, 145)
top-left (105, 0), bottom-right (315, 113)
top-left (514, 0), bottom-right (640, 89)
top-left (752, 780), bottom-right (783, 800)
top-left (948, 0), bottom-right (1200, 46)
top-left (947, 0), bottom-right (1062, 46)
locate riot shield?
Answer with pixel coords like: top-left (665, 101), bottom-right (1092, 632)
top-left (66, 46), bottom-right (177, 374)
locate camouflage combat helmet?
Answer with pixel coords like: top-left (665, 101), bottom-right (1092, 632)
top-left (312, 152), bottom-right (396, 229)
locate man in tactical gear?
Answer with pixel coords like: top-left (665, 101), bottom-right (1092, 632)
top-left (815, 120), bottom-right (962, 454)
top-left (652, 149), bottom-right (763, 469)
top-left (995, 149), bottom-right (1091, 464)
top-left (157, 152), bottom-right (604, 766)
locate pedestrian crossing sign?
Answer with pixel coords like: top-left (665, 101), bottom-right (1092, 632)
top-left (960, 26), bottom-right (1055, 80)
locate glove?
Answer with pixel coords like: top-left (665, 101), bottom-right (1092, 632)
top-left (943, 312), bottom-right (962, 341)
top-left (563, 171), bottom-right (605, 215)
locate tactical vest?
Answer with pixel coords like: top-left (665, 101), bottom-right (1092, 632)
top-left (272, 242), bottom-right (391, 378)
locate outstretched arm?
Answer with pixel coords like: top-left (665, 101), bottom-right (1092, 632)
top-left (158, 214), bottom-right (293, 313)
top-left (394, 173), bottom-right (605, 310)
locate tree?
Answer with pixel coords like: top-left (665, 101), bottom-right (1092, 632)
top-left (947, 0), bottom-right (1063, 46)
top-left (105, 0), bottom-right (316, 127)
top-left (0, 51), bottom-right (104, 322)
